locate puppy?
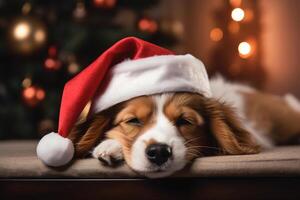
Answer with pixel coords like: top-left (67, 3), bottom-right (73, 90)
top-left (68, 77), bottom-right (300, 178)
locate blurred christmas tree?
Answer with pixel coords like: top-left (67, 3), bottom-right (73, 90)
top-left (0, 0), bottom-right (178, 139)
top-left (209, 0), bottom-right (266, 87)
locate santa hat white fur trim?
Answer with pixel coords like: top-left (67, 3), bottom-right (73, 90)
top-left (91, 54), bottom-right (211, 113)
top-left (36, 132), bottom-right (74, 167)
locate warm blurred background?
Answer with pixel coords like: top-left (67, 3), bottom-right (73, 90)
top-left (0, 0), bottom-right (299, 140)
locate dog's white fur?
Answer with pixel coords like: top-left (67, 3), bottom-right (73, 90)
top-left (92, 139), bottom-right (123, 166)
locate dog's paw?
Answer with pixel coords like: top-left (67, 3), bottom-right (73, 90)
top-left (92, 139), bottom-right (124, 167)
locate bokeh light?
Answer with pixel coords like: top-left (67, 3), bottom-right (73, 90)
top-left (138, 18), bottom-right (158, 33)
top-left (231, 8), bottom-right (245, 22)
top-left (10, 18), bottom-right (47, 53)
top-left (13, 22), bottom-right (31, 40)
top-left (244, 9), bottom-right (254, 22)
top-left (22, 77), bottom-right (32, 88)
top-left (238, 41), bottom-right (252, 58)
top-left (228, 21), bottom-right (240, 34)
top-left (44, 58), bottom-right (61, 70)
top-left (34, 29), bottom-right (46, 43)
top-left (68, 62), bottom-right (80, 74)
top-left (229, 0), bottom-right (242, 7)
top-left (210, 28), bottom-right (223, 42)
top-left (22, 86), bottom-right (46, 107)
top-left (93, 0), bottom-right (116, 9)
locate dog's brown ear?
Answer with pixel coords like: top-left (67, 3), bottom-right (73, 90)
top-left (68, 114), bottom-right (111, 158)
top-left (205, 99), bottom-right (260, 155)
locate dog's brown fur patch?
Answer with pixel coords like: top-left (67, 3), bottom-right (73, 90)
top-left (242, 91), bottom-right (300, 144)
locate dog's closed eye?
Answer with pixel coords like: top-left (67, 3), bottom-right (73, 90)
top-left (125, 118), bottom-right (143, 126)
top-left (176, 116), bottom-right (194, 126)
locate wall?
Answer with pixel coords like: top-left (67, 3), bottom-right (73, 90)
top-left (260, 0), bottom-right (300, 96)
top-left (179, 0), bottom-right (300, 96)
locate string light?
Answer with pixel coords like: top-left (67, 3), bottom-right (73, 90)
top-left (44, 58), bottom-right (61, 70)
top-left (23, 87), bottom-right (35, 99)
top-left (44, 46), bottom-right (61, 70)
top-left (231, 8), bottom-right (245, 22)
top-left (229, 0), bottom-right (242, 7)
top-left (22, 86), bottom-right (45, 107)
top-left (93, 0), bottom-right (116, 9)
top-left (22, 77), bottom-right (32, 88)
top-left (138, 18), bottom-right (158, 33)
top-left (210, 28), bottom-right (223, 42)
top-left (13, 22), bottom-right (31, 40)
top-left (10, 19), bottom-right (47, 53)
top-left (238, 41), bottom-right (252, 58)
top-left (34, 29), bottom-right (46, 43)
top-left (36, 89), bottom-right (45, 100)
top-left (68, 62), bottom-right (80, 74)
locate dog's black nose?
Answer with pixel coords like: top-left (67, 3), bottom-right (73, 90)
top-left (146, 143), bottom-right (172, 166)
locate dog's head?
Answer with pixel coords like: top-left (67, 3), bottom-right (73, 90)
top-left (69, 92), bottom-right (259, 177)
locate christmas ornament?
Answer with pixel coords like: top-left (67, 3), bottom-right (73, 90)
top-left (22, 85), bottom-right (45, 107)
top-left (36, 37), bottom-right (211, 167)
top-left (44, 58), bottom-right (62, 70)
top-left (138, 18), bottom-right (158, 34)
top-left (9, 17), bottom-right (47, 54)
top-left (44, 46), bottom-right (61, 71)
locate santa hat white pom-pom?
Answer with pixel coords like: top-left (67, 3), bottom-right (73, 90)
top-left (36, 132), bottom-right (74, 167)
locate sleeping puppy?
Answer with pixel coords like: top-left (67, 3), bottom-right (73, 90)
top-left (69, 91), bottom-right (258, 178)
top-left (69, 76), bottom-right (300, 178)
top-left (36, 37), bottom-right (300, 176)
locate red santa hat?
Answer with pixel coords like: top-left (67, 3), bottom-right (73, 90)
top-left (36, 37), bottom-right (211, 167)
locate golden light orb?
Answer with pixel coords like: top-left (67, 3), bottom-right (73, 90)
top-left (210, 28), bottom-right (223, 42)
top-left (13, 22), bottom-right (31, 40)
top-left (238, 41), bottom-right (252, 58)
top-left (231, 8), bottom-right (245, 22)
top-left (34, 29), bottom-right (46, 43)
top-left (22, 77), bottom-right (32, 88)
